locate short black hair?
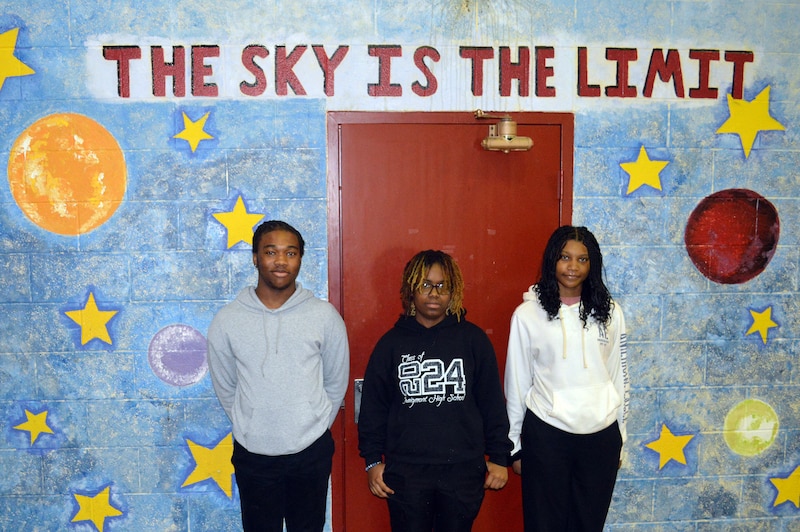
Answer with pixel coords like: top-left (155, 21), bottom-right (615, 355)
top-left (252, 220), bottom-right (305, 256)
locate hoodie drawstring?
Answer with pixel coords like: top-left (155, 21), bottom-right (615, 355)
top-left (581, 326), bottom-right (587, 368)
top-left (560, 306), bottom-right (588, 368)
top-left (261, 312), bottom-right (281, 376)
top-left (560, 308), bottom-right (567, 360)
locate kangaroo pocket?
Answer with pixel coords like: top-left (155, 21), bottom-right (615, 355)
top-left (547, 381), bottom-right (621, 434)
top-left (239, 400), bottom-right (325, 450)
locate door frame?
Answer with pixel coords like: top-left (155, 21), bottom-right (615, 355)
top-left (326, 111), bottom-right (574, 531)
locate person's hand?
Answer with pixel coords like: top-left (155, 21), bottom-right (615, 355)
top-left (511, 459), bottom-right (522, 476)
top-left (484, 461), bottom-right (508, 490)
top-left (367, 463), bottom-right (395, 499)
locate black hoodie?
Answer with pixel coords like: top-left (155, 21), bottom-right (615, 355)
top-left (358, 313), bottom-right (512, 467)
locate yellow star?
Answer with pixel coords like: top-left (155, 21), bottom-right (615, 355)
top-left (64, 292), bottom-right (119, 345)
top-left (71, 485), bottom-right (123, 531)
top-left (13, 409), bottom-right (54, 445)
top-left (212, 195), bottom-right (265, 249)
top-left (620, 146), bottom-right (668, 194)
top-left (644, 423), bottom-right (695, 469)
top-left (745, 306), bottom-right (778, 344)
top-left (716, 86), bottom-right (785, 158)
top-left (0, 28), bottom-right (36, 92)
top-left (173, 111), bottom-right (214, 152)
top-left (182, 432), bottom-right (235, 498)
top-left (770, 465), bottom-right (800, 508)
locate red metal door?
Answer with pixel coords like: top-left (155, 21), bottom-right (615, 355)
top-left (327, 112), bottom-right (573, 531)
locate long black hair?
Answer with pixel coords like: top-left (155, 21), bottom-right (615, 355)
top-left (536, 225), bottom-right (613, 326)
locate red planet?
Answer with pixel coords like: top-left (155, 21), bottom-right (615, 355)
top-left (684, 189), bottom-right (779, 284)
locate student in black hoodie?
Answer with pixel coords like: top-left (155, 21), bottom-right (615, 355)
top-left (358, 249), bottom-right (512, 532)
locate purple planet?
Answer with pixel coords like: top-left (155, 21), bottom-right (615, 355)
top-left (148, 324), bottom-right (208, 387)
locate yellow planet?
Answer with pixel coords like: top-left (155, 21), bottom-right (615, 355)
top-left (723, 398), bottom-right (778, 457)
top-left (7, 112), bottom-right (126, 235)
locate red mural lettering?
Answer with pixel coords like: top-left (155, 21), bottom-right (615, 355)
top-left (577, 47), bottom-right (601, 97)
top-left (275, 45), bottom-right (307, 96)
top-left (725, 50), bottom-right (753, 99)
top-left (688, 49), bottom-right (719, 99)
top-left (367, 45), bottom-right (402, 97)
top-left (499, 46), bottom-right (530, 97)
top-left (643, 49), bottom-right (685, 97)
top-left (605, 48), bottom-right (638, 97)
top-left (411, 46), bottom-right (440, 97)
top-left (535, 46), bottom-right (555, 97)
top-left (102, 46), bottom-right (141, 98)
top-left (152, 46), bottom-right (186, 97)
top-left (313, 45), bottom-right (349, 97)
top-left (99, 42), bottom-right (757, 102)
top-left (240, 45), bottom-right (269, 96)
top-left (459, 47), bottom-right (494, 97)
top-left (192, 45), bottom-right (219, 97)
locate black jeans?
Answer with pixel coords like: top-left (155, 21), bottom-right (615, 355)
top-left (383, 457), bottom-right (487, 532)
top-left (520, 410), bottom-right (621, 532)
top-left (232, 430), bottom-right (334, 532)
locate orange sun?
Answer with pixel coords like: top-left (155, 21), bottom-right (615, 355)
top-left (7, 113), bottom-right (126, 235)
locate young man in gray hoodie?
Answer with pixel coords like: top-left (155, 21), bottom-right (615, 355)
top-left (207, 220), bottom-right (350, 532)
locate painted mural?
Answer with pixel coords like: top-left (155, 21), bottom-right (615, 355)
top-left (1, 1), bottom-right (799, 530)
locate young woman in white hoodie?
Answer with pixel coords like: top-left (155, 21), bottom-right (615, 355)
top-left (505, 225), bottom-right (629, 532)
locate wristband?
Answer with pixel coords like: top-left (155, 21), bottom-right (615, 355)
top-left (365, 461), bottom-right (382, 472)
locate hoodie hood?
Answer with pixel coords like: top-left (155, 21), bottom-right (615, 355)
top-left (394, 311), bottom-right (463, 333)
top-left (235, 282), bottom-right (315, 313)
top-left (523, 285), bottom-right (586, 366)
top-left (523, 284), bottom-right (538, 302)
top-left (230, 284), bottom-right (316, 376)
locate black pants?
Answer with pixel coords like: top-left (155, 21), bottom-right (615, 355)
top-left (520, 410), bottom-right (621, 532)
top-left (232, 430), bottom-right (334, 532)
top-left (383, 458), bottom-right (487, 532)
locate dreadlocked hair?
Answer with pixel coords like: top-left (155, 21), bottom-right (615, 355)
top-left (536, 225), bottom-right (613, 327)
top-left (400, 250), bottom-right (465, 321)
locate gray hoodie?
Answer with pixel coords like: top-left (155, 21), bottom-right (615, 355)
top-left (207, 284), bottom-right (349, 455)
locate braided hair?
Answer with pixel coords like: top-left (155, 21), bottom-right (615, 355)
top-left (252, 220), bottom-right (305, 256)
top-left (536, 226), bottom-right (613, 327)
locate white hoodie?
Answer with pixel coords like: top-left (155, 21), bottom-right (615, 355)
top-left (505, 285), bottom-right (629, 456)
